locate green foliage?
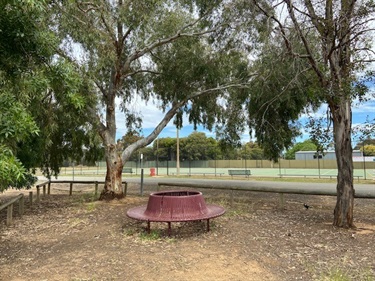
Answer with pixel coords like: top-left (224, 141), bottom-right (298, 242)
top-left (0, 0), bottom-right (51, 190)
top-left (181, 132), bottom-right (219, 160)
top-left (151, 36), bottom-right (246, 132)
top-left (52, 1), bottom-right (254, 182)
top-left (0, 93), bottom-right (39, 147)
top-left (13, 58), bottom-right (103, 178)
top-left (154, 137), bottom-right (176, 160)
top-left (0, 145), bottom-right (37, 192)
top-left (285, 140), bottom-right (318, 160)
top-left (354, 135), bottom-right (375, 157)
top-left (152, 132), bottom-right (266, 161)
top-left (249, 38), bottom-right (325, 160)
top-left (240, 142), bottom-right (264, 160)
top-left (0, 0), bottom-right (53, 77)
top-left (0, 0), bottom-right (102, 188)
top-left (361, 145), bottom-right (375, 156)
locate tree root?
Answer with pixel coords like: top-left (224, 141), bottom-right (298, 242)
top-left (99, 190), bottom-right (125, 201)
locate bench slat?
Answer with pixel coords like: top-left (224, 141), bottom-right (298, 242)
top-left (228, 169), bottom-right (251, 176)
top-left (122, 168), bottom-right (133, 174)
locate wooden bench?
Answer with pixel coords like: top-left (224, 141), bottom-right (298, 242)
top-left (278, 174), bottom-right (363, 182)
top-left (122, 168), bottom-right (133, 174)
top-left (228, 169), bottom-right (251, 177)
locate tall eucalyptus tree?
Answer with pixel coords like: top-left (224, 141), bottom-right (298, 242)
top-left (53, 1), bottom-right (255, 199)
top-left (251, 0), bottom-right (375, 227)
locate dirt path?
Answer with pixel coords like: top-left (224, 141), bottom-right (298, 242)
top-left (1, 183), bottom-right (375, 281)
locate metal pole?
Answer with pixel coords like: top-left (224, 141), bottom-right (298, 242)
top-left (363, 141), bottom-right (367, 180)
top-left (245, 145), bottom-right (247, 171)
top-left (176, 129), bottom-right (180, 176)
top-left (156, 138), bottom-right (159, 176)
top-left (140, 169), bottom-right (144, 196)
top-left (215, 156), bottom-right (217, 177)
top-left (140, 154), bottom-right (144, 195)
top-left (318, 153), bottom-right (321, 179)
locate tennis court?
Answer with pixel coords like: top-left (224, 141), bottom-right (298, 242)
top-left (59, 165), bottom-right (374, 180)
top-left (152, 167), bottom-right (372, 179)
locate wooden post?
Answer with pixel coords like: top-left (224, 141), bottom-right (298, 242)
top-left (36, 187), bottom-right (40, 203)
top-left (29, 191), bottom-right (33, 206)
top-left (279, 193), bottom-right (285, 209)
top-left (6, 204), bottom-right (13, 226)
top-left (69, 183), bottom-right (73, 196)
top-left (48, 182), bottom-right (51, 195)
top-left (19, 195), bottom-right (24, 216)
top-left (95, 182), bottom-right (98, 196)
top-left (43, 185), bottom-right (46, 197)
top-left (124, 182), bottom-right (128, 197)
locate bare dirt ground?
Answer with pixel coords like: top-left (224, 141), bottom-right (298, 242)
top-left (1, 182), bottom-right (375, 281)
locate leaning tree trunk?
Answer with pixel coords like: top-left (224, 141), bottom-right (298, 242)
top-left (331, 98), bottom-right (355, 228)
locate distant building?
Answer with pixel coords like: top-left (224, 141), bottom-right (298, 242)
top-left (295, 150), bottom-right (363, 160)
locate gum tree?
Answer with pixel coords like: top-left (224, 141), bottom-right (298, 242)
top-left (53, 1), bottom-right (254, 199)
top-left (251, 0), bottom-right (375, 227)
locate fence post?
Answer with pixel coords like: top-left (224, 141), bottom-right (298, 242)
top-left (19, 195), bottom-right (24, 216)
top-left (69, 183), bottom-right (73, 196)
top-left (48, 182), bottom-right (51, 195)
top-left (43, 185), bottom-right (46, 197)
top-left (95, 182), bottom-right (98, 196)
top-left (6, 204), bottom-right (13, 226)
top-left (29, 191), bottom-right (33, 206)
top-left (124, 182), bottom-right (127, 197)
top-left (36, 187), bottom-right (40, 203)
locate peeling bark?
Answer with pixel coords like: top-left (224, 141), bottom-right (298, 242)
top-left (331, 98), bottom-right (355, 227)
top-left (99, 143), bottom-right (124, 200)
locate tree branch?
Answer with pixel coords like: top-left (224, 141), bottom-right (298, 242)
top-left (303, 0), bottom-right (325, 35)
top-left (121, 82), bottom-right (253, 162)
top-left (124, 69), bottom-right (161, 78)
top-left (285, 0), bottom-right (327, 86)
top-left (253, 0), bottom-right (296, 58)
top-left (123, 17), bottom-right (217, 70)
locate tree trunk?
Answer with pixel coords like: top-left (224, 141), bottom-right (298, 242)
top-left (331, 98), bottom-right (354, 227)
top-left (99, 143), bottom-right (124, 200)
